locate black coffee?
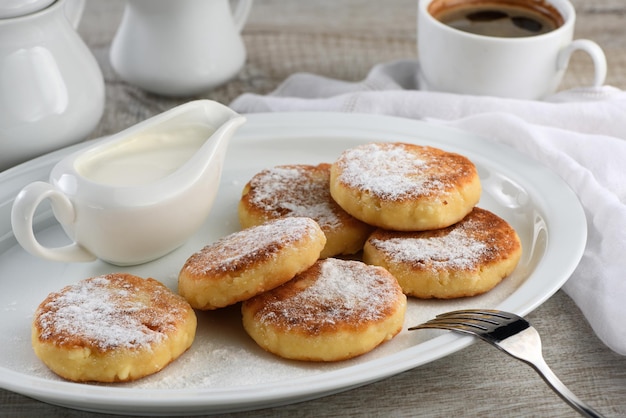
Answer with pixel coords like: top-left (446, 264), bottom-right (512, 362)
top-left (430, 1), bottom-right (563, 38)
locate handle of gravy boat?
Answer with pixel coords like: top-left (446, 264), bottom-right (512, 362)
top-left (558, 39), bottom-right (607, 87)
top-left (11, 181), bottom-right (97, 263)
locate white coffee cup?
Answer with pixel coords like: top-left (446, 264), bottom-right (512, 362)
top-left (417, 0), bottom-right (607, 100)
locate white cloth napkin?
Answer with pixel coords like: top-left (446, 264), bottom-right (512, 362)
top-left (230, 59), bottom-right (626, 355)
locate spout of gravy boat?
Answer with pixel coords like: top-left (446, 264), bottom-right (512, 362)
top-left (11, 100), bottom-right (246, 266)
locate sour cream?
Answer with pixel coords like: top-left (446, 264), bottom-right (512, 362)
top-left (76, 124), bottom-right (213, 187)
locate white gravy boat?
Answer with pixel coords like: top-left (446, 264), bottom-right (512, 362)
top-left (11, 100), bottom-right (245, 266)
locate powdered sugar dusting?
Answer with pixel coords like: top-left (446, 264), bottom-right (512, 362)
top-left (259, 258), bottom-right (400, 329)
top-left (35, 275), bottom-right (180, 351)
top-left (371, 221), bottom-right (488, 271)
top-left (336, 143), bottom-right (449, 199)
top-left (246, 165), bottom-right (341, 229)
top-left (188, 217), bottom-right (321, 273)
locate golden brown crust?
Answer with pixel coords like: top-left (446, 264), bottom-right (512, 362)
top-left (32, 273), bottom-right (196, 382)
top-left (178, 217), bottom-right (326, 310)
top-left (238, 164), bottom-right (373, 258)
top-left (330, 142), bottom-right (481, 231)
top-left (363, 207), bottom-right (522, 299)
top-left (241, 258), bottom-right (407, 361)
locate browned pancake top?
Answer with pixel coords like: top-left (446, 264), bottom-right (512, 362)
top-left (182, 217), bottom-right (321, 277)
top-left (33, 273), bottom-right (191, 353)
top-left (241, 163), bottom-right (363, 231)
top-left (333, 142), bottom-right (478, 202)
top-left (244, 258), bottom-right (404, 335)
top-left (367, 207), bottom-right (521, 272)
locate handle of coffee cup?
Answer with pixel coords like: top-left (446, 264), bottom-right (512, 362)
top-left (558, 39), bottom-right (607, 87)
top-left (232, 0), bottom-right (253, 32)
top-left (11, 181), bottom-right (97, 263)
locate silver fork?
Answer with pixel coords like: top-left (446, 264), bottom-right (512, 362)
top-left (409, 309), bottom-right (605, 418)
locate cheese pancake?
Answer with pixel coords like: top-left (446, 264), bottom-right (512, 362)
top-left (330, 142), bottom-right (481, 231)
top-left (363, 207), bottom-right (522, 299)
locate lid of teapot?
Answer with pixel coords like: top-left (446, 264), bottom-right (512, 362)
top-left (0, 0), bottom-right (54, 18)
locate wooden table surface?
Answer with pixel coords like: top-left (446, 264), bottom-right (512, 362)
top-left (2, 0), bottom-right (626, 417)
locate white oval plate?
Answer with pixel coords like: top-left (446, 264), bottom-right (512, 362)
top-left (0, 112), bottom-right (586, 415)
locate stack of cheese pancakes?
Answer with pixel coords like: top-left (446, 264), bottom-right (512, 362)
top-left (228, 141), bottom-right (521, 361)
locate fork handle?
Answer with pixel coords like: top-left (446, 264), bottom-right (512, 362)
top-left (529, 357), bottom-right (605, 418)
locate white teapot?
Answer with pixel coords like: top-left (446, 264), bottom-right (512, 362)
top-left (110, 0), bottom-right (253, 97)
top-left (0, 0), bottom-right (105, 171)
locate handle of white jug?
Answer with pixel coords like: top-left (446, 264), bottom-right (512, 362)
top-left (557, 39), bottom-right (607, 87)
top-left (11, 181), bottom-right (97, 263)
top-left (233, 0), bottom-right (253, 32)
top-left (64, 0), bottom-right (85, 29)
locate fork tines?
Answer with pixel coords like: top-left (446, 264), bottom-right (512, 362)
top-left (408, 309), bottom-right (526, 332)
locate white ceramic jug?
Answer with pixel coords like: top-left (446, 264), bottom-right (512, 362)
top-left (0, 0), bottom-right (105, 171)
top-left (110, 0), bottom-right (253, 97)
